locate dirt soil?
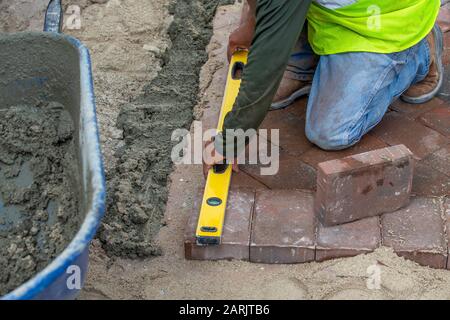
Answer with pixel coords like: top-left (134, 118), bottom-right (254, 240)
top-left (0, 101), bottom-right (79, 296)
top-left (2, 0), bottom-right (450, 300)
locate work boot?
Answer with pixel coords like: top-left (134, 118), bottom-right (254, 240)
top-left (270, 72), bottom-right (312, 110)
top-left (401, 24), bottom-right (444, 104)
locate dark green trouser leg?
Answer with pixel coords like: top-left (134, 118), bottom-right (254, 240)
top-left (215, 0), bottom-right (312, 157)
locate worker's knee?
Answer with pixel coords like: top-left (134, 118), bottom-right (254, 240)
top-left (305, 123), bottom-right (354, 151)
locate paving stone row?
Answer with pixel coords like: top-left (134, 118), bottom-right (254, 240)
top-left (185, 188), bottom-right (450, 269)
top-left (187, 94), bottom-right (450, 269)
top-left (241, 150), bottom-right (317, 191)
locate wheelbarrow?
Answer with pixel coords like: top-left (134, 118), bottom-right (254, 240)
top-left (0, 0), bottom-right (106, 300)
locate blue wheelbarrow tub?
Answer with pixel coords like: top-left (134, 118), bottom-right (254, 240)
top-left (0, 32), bottom-right (106, 300)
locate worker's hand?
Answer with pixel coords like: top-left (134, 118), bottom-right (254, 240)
top-left (202, 140), bottom-right (239, 178)
top-left (227, 22), bottom-right (255, 61)
top-left (227, 2), bottom-right (256, 61)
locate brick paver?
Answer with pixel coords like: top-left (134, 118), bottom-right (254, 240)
top-left (231, 171), bottom-right (268, 190)
top-left (438, 3), bottom-right (450, 33)
top-left (381, 197), bottom-right (447, 269)
top-left (371, 112), bottom-right (449, 159)
top-left (316, 216), bottom-right (381, 262)
top-left (419, 106), bottom-right (450, 137)
top-left (286, 97), bottom-right (308, 119)
top-left (184, 188), bottom-right (255, 261)
top-left (187, 23), bottom-right (450, 268)
top-left (315, 145), bottom-right (414, 226)
top-left (389, 98), bottom-right (445, 120)
top-left (300, 134), bottom-right (387, 169)
top-left (412, 161), bottom-right (450, 196)
top-left (259, 108), bottom-right (312, 156)
top-left (444, 31), bottom-right (450, 66)
top-left (420, 145), bottom-right (450, 177)
top-left (441, 64), bottom-right (450, 102)
top-left (250, 190), bottom-right (316, 264)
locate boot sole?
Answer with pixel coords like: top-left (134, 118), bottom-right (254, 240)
top-left (270, 85), bottom-right (311, 111)
top-left (401, 24), bottom-right (444, 104)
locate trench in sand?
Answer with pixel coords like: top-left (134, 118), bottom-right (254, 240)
top-left (0, 101), bottom-right (80, 296)
top-left (99, 0), bottom-right (234, 258)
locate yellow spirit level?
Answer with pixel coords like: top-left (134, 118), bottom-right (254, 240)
top-left (195, 50), bottom-right (248, 245)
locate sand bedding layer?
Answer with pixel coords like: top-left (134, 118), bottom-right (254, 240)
top-left (0, 101), bottom-right (80, 296)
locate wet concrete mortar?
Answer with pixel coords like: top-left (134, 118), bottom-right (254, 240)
top-left (0, 101), bottom-right (79, 296)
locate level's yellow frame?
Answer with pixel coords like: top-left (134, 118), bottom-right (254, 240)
top-left (195, 50), bottom-right (248, 245)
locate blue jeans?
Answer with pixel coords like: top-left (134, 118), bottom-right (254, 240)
top-left (287, 33), bottom-right (431, 150)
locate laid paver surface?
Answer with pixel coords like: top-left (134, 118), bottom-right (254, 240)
top-left (185, 188), bottom-right (255, 261)
top-left (250, 190), bottom-right (316, 264)
top-left (316, 216), bottom-right (381, 262)
top-left (381, 197), bottom-right (448, 269)
top-left (389, 98), bottom-right (446, 120)
top-left (241, 150), bottom-right (317, 191)
top-left (300, 134), bottom-right (388, 169)
top-left (186, 9), bottom-right (450, 269)
top-left (259, 108), bottom-right (312, 156)
top-left (370, 112), bottom-right (449, 160)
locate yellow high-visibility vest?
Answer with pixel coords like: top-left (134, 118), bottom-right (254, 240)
top-left (307, 0), bottom-right (440, 55)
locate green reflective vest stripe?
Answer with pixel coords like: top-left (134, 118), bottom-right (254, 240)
top-left (307, 0), bottom-right (440, 55)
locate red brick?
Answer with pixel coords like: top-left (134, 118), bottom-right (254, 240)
top-left (286, 97), bottom-right (308, 119)
top-left (241, 151), bottom-right (317, 191)
top-left (412, 161), bottom-right (450, 196)
top-left (371, 112), bottom-right (449, 159)
top-left (444, 30), bottom-right (450, 66)
top-left (438, 3), bottom-right (450, 33)
top-left (300, 134), bottom-right (387, 169)
top-left (259, 109), bottom-right (313, 156)
top-left (419, 105), bottom-right (450, 137)
top-left (316, 217), bottom-right (381, 262)
top-left (250, 190), bottom-right (315, 264)
top-left (381, 197), bottom-right (447, 269)
top-left (441, 65), bottom-right (450, 103)
top-left (315, 145), bottom-right (414, 226)
top-left (389, 98), bottom-right (445, 120)
top-left (445, 198), bottom-right (450, 270)
top-left (446, 28), bottom-right (450, 46)
top-left (420, 145), bottom-right (450, 177)
top-left (184, 188), bottom-right (255, 261)
top-left (231, 171), bottom-right (268, 190)
top-left (444, 47), bottom-right (450, 67)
